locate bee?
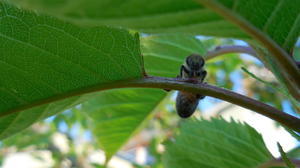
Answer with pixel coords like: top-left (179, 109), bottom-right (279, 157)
top-left (176, 54), bottom-right (207, 118)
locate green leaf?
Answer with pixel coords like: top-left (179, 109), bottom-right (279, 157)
top-left (8, 0), bottom-right (247, 38)
top-left (197, 0), bottom-right (300, 52)
top-left (163, 118), bottom-right (273, 168)
top-left (81, 88), bottom-right (166, 160)
top-left (77, 35), bottom-right (218, 160)
top-left (0, 2), bottom-right (143, 139)
top-left (277, 143), bottom-right (296, 168)
top-left (142, 34), bottom-right (216, 77)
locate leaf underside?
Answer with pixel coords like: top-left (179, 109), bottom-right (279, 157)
top-left (81, 88), bottom-right (166, 160)
top-left (0, 2), bottom-right (143, 139)
top-left (7, 0), bottom-right (247, 38)
top-left (197, 0), bottom-right (300, 52)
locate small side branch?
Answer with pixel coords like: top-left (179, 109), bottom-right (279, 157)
top-left (205, 45), bottom-right (257, 60)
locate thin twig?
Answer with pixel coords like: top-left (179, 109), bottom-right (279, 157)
top-left (205, 45), bottom-right (257, 60)
top-left (3, 76), bottom-right (300, 132)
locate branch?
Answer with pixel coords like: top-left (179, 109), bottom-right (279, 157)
top-left (205, 45), bottom-right (258, 60)
top-left (137, 77), bottom-right (300, 132)
top-left (205, 46), bottom-right (300, 70)
top-left (4, 76), bottom-right (300, 132)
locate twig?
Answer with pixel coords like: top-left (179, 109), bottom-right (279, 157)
top-left (3, 76), bottom-right (300, 132)
top-left (205, 45), bottom-right (257, 60)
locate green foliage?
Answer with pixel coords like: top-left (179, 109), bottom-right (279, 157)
top-left (163, 118), bottom-right (273, 168)
top-left (142, 35), bottom-right (242, 89)
top-left (198, 0), bottom-right (300, 52)
top-left (7, 0), bottom-right (246, 38)
top-left (80, 88), bottom-right (166, 160)
top-left (142, 35), bottom-right (215, 77)
top-left (0, 2), bottom-right (143, 138)
top-left (9, 0), bottom-right (300, 53)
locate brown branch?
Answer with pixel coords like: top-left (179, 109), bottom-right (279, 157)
top-left (205, 45), bottom-right (257, 60)
top-left (3, 76), bottom-right (300, 132)
top-left (137, 77), bottom-right (300, 132)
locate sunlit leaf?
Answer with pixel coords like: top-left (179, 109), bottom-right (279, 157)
top-left (0, 2), bottom-right (143, 139)
top-left (163, 118), bottom-right (273, 168)
top-left (197, 0), bottom-right (300, 52)
top-left (142, 35), bottom-right (216, 77)
top-left (81, 88), bottom-right (166, 160)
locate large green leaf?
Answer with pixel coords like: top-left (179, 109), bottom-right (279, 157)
top-left (197, 0), bottom-right (300, 52)
top-left (163, 118), bottom-right (273, 168)
top-left (7, 0), bottom-right (247, 38)
top-left (142, 35), bottom-right (216, 77)
top-left (81, 88), bottom-right (166, 160)
top-left (0, 2), bottom-right (143, 138)
top-left (78, 35), bottom-right (218, 160)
